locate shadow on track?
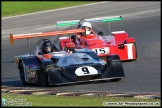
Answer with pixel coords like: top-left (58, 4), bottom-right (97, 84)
top-left (1, 79), bottom-right (115, 88)
top-left (2, 61), bottom-right (15, 63)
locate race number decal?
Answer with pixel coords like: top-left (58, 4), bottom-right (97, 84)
top-left (75, 66), bottom-right (98, 76)
top-left (91, 47), bottom-right (109, 55)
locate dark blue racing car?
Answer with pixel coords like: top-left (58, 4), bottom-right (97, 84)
top-left (10, 29), bottom-right (125, 86)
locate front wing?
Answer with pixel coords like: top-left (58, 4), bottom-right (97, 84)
top-left (15, 54), bottom-right (125, 86)
top-left (48, 60), bottom-right (125, 85)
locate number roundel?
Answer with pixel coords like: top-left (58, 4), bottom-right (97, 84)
top-left (75, 66), bottom-right (98, 76)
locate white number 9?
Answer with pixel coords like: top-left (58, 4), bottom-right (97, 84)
top-left (75, 66), bottom-right (98, 76)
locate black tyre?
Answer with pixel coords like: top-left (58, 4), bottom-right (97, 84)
top-left (36, 70), bottom-right (42, 85)
top-left (40, 66), bottom-right (49, 87)
top-left (107, 55), bottom-right (120, 66)
top-left (19, 62), bottom-right (28, 85)
top-left (133, 42), bottom-right (137, 61)
top-left (110, 78), bottom-right (121, 82)
top-left (107, 55), bottom-right (125, 81)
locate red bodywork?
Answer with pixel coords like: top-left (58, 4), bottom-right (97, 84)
top-left (59, 30), bottom-right (137, 61)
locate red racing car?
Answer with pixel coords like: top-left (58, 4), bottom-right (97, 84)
top-left (56, 16), bottom-right (137, 62)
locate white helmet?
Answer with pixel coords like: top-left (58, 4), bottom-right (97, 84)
top-left (81, 22), bottom-right (92, 35)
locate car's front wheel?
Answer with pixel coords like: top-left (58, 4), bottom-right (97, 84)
top-left (40, 66), bottom-right (49, 87)
top-left (133, 42), bottom-right (137, 61)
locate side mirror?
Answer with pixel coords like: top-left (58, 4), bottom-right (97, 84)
top-left (98, 31), bottom-right (104, 36)
top-left (118, 44), bottom-right (124, 49)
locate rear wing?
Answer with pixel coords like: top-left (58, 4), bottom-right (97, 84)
top-left (10, 29), bottom-right (85, 45)
top-left (56, 16), bottom-right (122, 30)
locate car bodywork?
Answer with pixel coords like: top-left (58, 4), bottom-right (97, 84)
top-left (56, 16), bottom-right (137, 62)
top-left (10, 28), bottom-right (125, 87)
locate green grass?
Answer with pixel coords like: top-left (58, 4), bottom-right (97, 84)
top-left (2, 92), bottom-right (161, 107)
top-left (2, 1), bottom-right (96, 18)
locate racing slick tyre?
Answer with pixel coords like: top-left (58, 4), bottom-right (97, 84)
top-left (40, 66), bottom-right (49, 87)
top-left (19, 62), bottom-right (28, 85)
top-left (133, 42), bottom-right (137, 61)
top-left (107, 54), bottom-right (120, 66)
top-left (107, 55), bottom-right (124, 82)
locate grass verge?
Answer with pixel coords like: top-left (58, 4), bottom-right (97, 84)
top-left (2, 92), bottom-right (161, 107)
top-left (2, 1), bottom-right (96, 18)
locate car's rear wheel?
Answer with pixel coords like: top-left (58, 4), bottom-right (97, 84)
top-left (19, 62), bottom-right (28, 85)
top-left (133, 42), bottom-right (137, 61)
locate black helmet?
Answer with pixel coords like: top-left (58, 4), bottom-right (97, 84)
top-left (41, 40), bottom-right (53, 54)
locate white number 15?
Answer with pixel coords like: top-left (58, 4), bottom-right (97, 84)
top-left (92, 47), bottom-right (109, 54)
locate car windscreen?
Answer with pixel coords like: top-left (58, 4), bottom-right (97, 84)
top-left (57, 54), bottom-right (97, 66)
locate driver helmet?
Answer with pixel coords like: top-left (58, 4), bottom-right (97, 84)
top-left (80, 22), bottom-right (92, 35)
top-left (41, 41), bottom-right (53, 54)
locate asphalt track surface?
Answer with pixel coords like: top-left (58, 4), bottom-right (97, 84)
top-left (2, 1), bottom-right (160, 94)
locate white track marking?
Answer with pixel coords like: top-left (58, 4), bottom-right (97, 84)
top-left (2, 5), bottom-right (160, 39)
top-left (2, 8), bottom-right (159, 33)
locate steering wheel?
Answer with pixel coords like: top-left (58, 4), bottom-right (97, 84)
top-left (37, 38), bottom-right (53, 49)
